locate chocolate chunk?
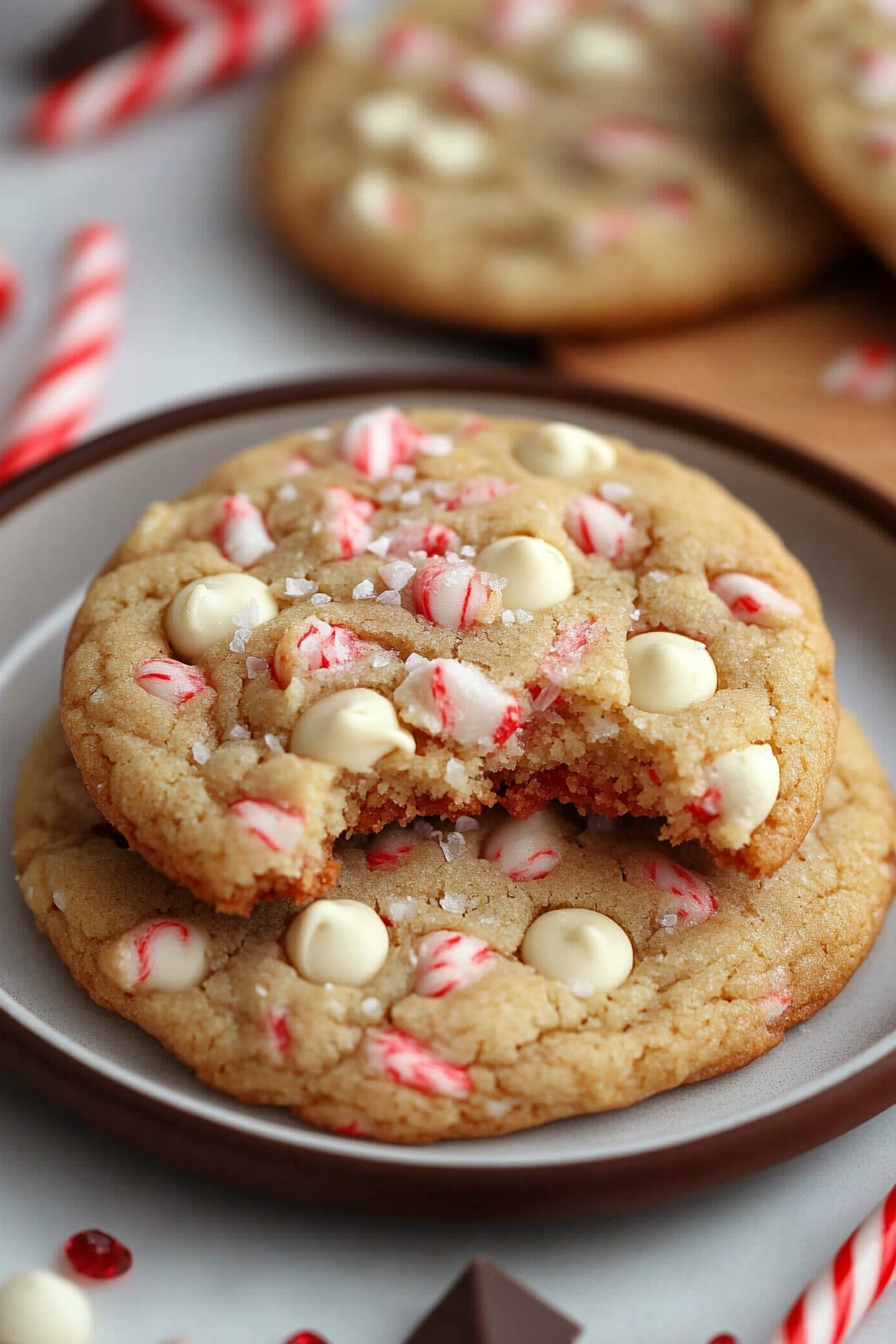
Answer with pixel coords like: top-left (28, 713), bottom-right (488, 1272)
top-left (401, 1257), bottom-right (583, 1344)
top-left (30, 1), bottom-right (153, 83)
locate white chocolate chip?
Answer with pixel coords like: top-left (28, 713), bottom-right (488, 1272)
top-left (290, 689), bottom-right (416, 770)
top-left (555, 19), bottom-right (646, 75)
top-left (350, 90), bottom-right (423, 149)
top-left (521, 908), bottom-right (633, 991)
top-left (284, 899), bottom-right (389, 987)
top-left (164, 573), bottom-right (277, 661)
top-left (411, 118), bottom-right (491, 176)
top-left (513, 422), bottom-right (616, 479)
top-left (625, 632), bottom-right (717, 713)
top-left (0, 1272), bottom-right (92, 1344)
top-left (475, 535), bottom-right (574, 611)
top-left (710, 744), bottom-right (780, 848)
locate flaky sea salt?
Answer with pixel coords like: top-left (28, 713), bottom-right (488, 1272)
top-left (459, 544), bottom-right (476, 558)
top-left (234, 599), bottom-right (259, 629)
top-left (419, 433), bottom-right (452, 456)
top-left (277, 483), bottom-right (298, 502)
top-left (392, 464), bottom-right (416, 482)
top-left (353, 579), bottom-right (375, 599)
top-left (311, 592), bottom-right (332, 605)
top-left (484, 1098), bottom-right (514, 1117)
top-left (413, 818), bottom-right (438, 839)
top-left (647, 569), bottom-right (668, 583)
top-left (379, 559), bottom-right (415, 590)
top-left (379, 483), bottom-right (402, 503)
top-left (568, 979), bottom-right (594, 998)
top-left (601, 481), bottom-right (633, 503)
top-left (533, 682), bottom-right (562, 713)
top-left (439, 831), bottom-right (466, 862)
top-left (264, 733), bottom-right (284, 754)
top-left (52, 891), bottom-right (67, 911)
top-left (502, 610), bottom-right (516, 626)
top-left (484, 573), bottom-right (507, 592)
top-left (406, 652), bottom-right (428, 669)
top-left (581, 711), bottom-right (620, 743)
top-left (230, 724), bottom-right (251, 739)
top-left (376, 589), bottom-right (402, 605)
top-left (400, 488), bottom-right (422, 507)
top-left (515, 609), bottom-right (533, 624)
top-left (440, 891), bottom-right (466, 914)
top-left (246, 657), bottom-right (268, 679)
top-left (387, 897), bottom-right (418, 921)
top-left (88, 688), bottom-right (104, 704)
top-left (192, 742), bottom-right (211, 765)
top-left (255, 983), bottom-right (269, 997)
top-left (455, 815), bottom-right (478, 832)
top-left (657, 912), bottom-right (678, 929)
top-left (286, 576), bottom-right (317, 598)
top-left (230, 632), bottom-right (247, 654)
top-left (361, 997), bottom-right (381, 1016)
top-left (366, 534), bottom-right (391, 558)
top-left (371, 652), bottom-right (390, 668)
top-left (311, 520), bottom-right (323, 534)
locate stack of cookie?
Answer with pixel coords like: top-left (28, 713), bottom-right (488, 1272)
top-left (14, 407), bottom-right (896, 1142)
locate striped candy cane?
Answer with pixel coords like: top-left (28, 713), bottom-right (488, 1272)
top-left (0, 224), bottom-right (125, 485)
top-left (29, 0), bottom-right (331, 147)
top-left (761, 1185), bottom-right (896, 1344)
top-left (0, 248), bottom-right (18, 324)
top-left (135, 0), bottom-right (249, 27)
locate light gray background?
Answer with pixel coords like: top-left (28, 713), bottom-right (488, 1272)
top-left (2, 5), bottom-right (896, 1342)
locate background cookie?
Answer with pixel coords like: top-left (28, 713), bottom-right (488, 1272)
top-left (59, 408), bottom-right (837, 916)
top-left (750, 0), bottom-right (896, 275)
top-left (14, 712), bottom-right (895, 1145)
top-left (256, 0), bottom-right (847, 334)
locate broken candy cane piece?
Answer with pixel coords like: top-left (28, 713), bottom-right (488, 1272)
top-left (376, 22), bottom-right (456, 70)
top-left (481, 810), bottom-right (562, 880)
top-left (441, 477), bottom-right (515, 510)
top-left (367, 1028), bottom-right (473, 1097)
top-left (210, 495), bottom-right (274, 568)
top-left (273, 619), bottom-right (375, 687)
top-left (386, 519), bottom-right (461, 557)
top-left (394, 658), bottom-right (522, 748)
top-left (322, 485), bottom-right (377, 559)
top-left (229, 798), bottom-right (305, 852)
top-left (134, 658), bottom-right (208, 705)
top-left (450, 58), bottom-right (531, 116)
top-left (581, 115), bottom-right (674, 165)
top-left (564, 493), bottom-right (634, 563)
top-left (709, 573), bottom-right (802, 626)
top-left (100, 918), bottom-right (209, 991)
top-left (412, 556), bottom-right (491, 628)
top-left (415, 930), bottom-right (497, 997)
top-left (487, 0), bottom-right (570, 44)
top-left (338, 406), bottom-right (422, 479)
top-left (366, 825), bottom-right (419, 870)
top-left (643, 859), bottom-right (717, 926)
top-left (539, 618), bottom-right (601, 682)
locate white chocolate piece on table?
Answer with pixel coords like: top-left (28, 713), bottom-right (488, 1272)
top-left (0, 1271), bottom-right (92, 1344)
top-left (513, 422), bottom-right (616, 478)
top-left (164, 573), bottom-right (278, 661)
top-left (710, 744), bottom-right (780, 848)
top-left (290, 688), bottom-right (416, 769)
top-left (475, 535), bottom-right (574, 610)
top-left (625, 632), bottom-right (718, 713)
top-left (285, 899), bottom-right (390, 986)
top-left (521, 907), bottom-right (633, 992)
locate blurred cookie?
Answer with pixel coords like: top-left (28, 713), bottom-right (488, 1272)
top-left (751, 0), bottom-right (896, 274)
top-left (256, 0), bottom-right (846, 334)
top-left (14, 713), bottom-right (895, 1144)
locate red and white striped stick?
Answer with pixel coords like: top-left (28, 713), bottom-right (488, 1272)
top-left (134, 0), bottom-right (247, 27)
top-left (0, 248), bottom-right (18, 325)
top-left (761, 1185), bottom-right (896, 1344)
top-left (0, 224), bottom-right (125, 485)
top-left (29, 0), bottom-right (332, 147)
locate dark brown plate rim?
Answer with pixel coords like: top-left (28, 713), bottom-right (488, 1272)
top-left (2, 367), bottom-right (895, 1219)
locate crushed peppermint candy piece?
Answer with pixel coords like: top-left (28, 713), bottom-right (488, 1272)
top-left (819, 341), bottom-right (896, 402)
top-left (854, 48), bottom-right (896, 106)
top-left (281, 454), bottom-right (312, 473)
top-left (134, 658), bottom-right (207, 706)
top-left (101, 918), bottom-right (208, 992)
top-left (451, 57), bottom-right (531, 117)
top-left (400, 487), bottom-right (422, 506)
top-left (412, 556), bottom-right (491, 629)
top-left (709, 573), bottom-right (802, 626)
top-left (540, 618), bottom-right (600, 681)
top-left (441, 477), bottom-right (515, 510)
top-left (323, 485), bottom-right (377, 559)
top-left (482, 810), bottom-right (562, 880)
top-left (643, 858), bottom-right (717, 926)
top-left (367, 1028), bottom-right (473, 1096)
top-left (582, 115), bottom-right (672, 165)
top-left (366, 825), bottom-right (419, 869)
top-left (377, 22), bottom-right (456, 71)
top-left (565, 493), bottom-right (634, 563)
top-left (230, 798), bottom-right (304, 852)
top-left (415, 929), bottom-right (497, 997)
top-left (366, 534), bottom-right (392, 558)
top-left (274, 619), bottom-right (373, 685)
top-left (338, 406), bottom-right (423, 479)
top-left (246, 656), bottom-right (268, 679)
top-left (286, 576), bottom-right (318, 598)
top-left (211, 495), bottom-right (275, 568)
top-left (387, 519), bottom-right (461, 557)
top-left (395, 658), bottom-right (522, 748)
top-left (487, 0), bottom-right (570, 44)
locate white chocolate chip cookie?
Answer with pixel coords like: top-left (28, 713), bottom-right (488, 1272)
top-left (13, 713), bottom-right (894, 1144)
top-left (59, 407), bottom-right (837, 915)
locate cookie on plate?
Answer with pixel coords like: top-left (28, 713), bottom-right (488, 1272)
top-left (751, 0), bottom-right (896, 277)
top-left (256, 0), bottom-right (847, 334)
top-left (14, 713), bottom-right (895, 1144)
top-left (59, 407), bottom-right (838, 916)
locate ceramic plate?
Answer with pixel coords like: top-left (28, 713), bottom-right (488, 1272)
top-left (2, 371), bottom-right (895, 1219)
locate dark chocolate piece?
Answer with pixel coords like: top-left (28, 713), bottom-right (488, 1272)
top-left (401, 1257), bottom-right (583, 1344)
top-left (30, 1), bottom-right (152, 83)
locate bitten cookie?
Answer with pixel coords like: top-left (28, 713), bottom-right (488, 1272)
top-left (59, 407), bottom-right (838, 915)
top-left (14, 713), bottom-right (895, 1144)
top-left (750, 0), bottom-right (896, 277)
top-left (256, 0), bottom-right (846, 335)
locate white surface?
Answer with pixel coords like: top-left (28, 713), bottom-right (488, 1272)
top-left (1, 6), bottom-right (896, 1344)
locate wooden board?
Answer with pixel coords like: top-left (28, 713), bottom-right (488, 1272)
top-left (552, 264), bottom-right (896, 498)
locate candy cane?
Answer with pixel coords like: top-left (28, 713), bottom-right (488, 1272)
top-left (761, 1185), bottom-right (896, 1344)
top-left (135, 0), bottom-right (246, 27)
top-left (0, 248), bottom-right (18, 324)
top-left (29, 0), bottom-right (332, 147)
top-left (0, 223), bottom-right (125, 485)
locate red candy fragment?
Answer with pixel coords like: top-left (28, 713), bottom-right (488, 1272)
top-left (65, 1228), bottom-right (133, 1280)
top-left (708, 1336), bottom-right (739, 1344)
top-left (282, 1334), bottom-right (331, 1344)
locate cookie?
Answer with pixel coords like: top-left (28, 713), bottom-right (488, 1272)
top-left (59, 407), bottom-right (838, 916)
top-left (750, 0), bottom-right (896, 277)
top-left (255, 0), bottom-right (847, 335)
top-left (14, 712), bottom-right (895, 1144)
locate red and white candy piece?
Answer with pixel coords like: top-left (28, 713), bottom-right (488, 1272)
top-left (487, 0), bottom-right (570, 45)
top-left (451, 59), bottom-right (531, 117)
top-left (854, 49), bottom-right (896, 107)
top-left (135, 0), bottom-right (242, 24)
top-left (760, 1184), bottom-right (896, 1344)
top-left (273, 619), bottom-right (374, 687)
top-left (709, 573), bottom-right (802, 626)
top-left (0, 247), bottom-right (18, 324)
top-left (0, 223), bottom-right (125, 485)
top-left (229, 797), bottom-right (304, 852)
top-left (376, 22), bottom-right (456, 71)
top-left (261, 1004), bottom-right (292, 1054)
top-left (367, 1028), bottom-right (473, 1097)
top-left (865, 121), bottom-right (896, 161)
top-left (581, 116), bottom-right (673, 165)
top-left (386, 519), bottom-right (461, 557)
top-left (819, 341), bottom-right (896, 402)
top-left (338, 406), bottom-right (422, 480)
top-left (345, 171), bottom-right (415, 232)
top-left (415, 930), bottom-right (497, 997)
top-left (412, 556), bottom-right (491, 629)
top-left (394, 658), bottom-right (522, 748)
top-left (322, 484), bottom-right (377, 559)
top-left (134, 657), bottom-right (208, 705)
top-left (564, 493), bottom-right (634, 563)
top-left (567, 207), bottom-right (638, 253)
top-left (482, 810), bottom-right (562, 880)
top-left (540, 618), bottom-right (600, 682)
top-left (211, 494), bottom-right (274, 567)
top-left (29, 0), bottom-right (333, 146)
top-left (440, 477), bottom-right (514, 510)
top-left (366, 825), bottom-right (419, 870)
top-left (651, 182), bottom-right (694, 221)
top-left (643, 859), bottom-right (717, 927)
top-left (101, 918), bottom-right (209, 991)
